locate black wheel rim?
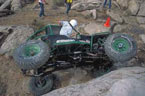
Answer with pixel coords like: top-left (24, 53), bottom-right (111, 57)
top-left (35, 78), bottom-right (47, 88)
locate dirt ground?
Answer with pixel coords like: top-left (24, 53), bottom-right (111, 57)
top-left (0, 0), bottom-right (145, 96)
top-left (0, 55), bottom-right (97, 96)
top-left (0, 0), bottom-right (93, 25)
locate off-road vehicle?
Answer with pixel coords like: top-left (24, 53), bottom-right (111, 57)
top-left (13, 24), bottom-right (137, 96)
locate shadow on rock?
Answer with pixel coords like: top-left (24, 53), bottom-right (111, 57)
top-left (0, 77), bottom-right (7, 96)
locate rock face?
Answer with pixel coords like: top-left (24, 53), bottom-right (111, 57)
top-left (11, 0), bottom-right (22, 11)
top-left (137, 17), bottom-right (145, 24)
top-left (71, 0), bottom-right (102, 11)
top-left (113, 24), bottom-right (128, 33)
top-left (72, 0), bottom-right (145, 29)
top-left (90, 9), bottom-right (97, 19)
top-left (116, 0), bottom-right (128, 9)
top-left (0, 25), bottom-right (34, 56)
top-left (0, 0), bottom-right (12, 11)
top-left (138, 1), bottom-right (145, 16)
top-left (139, 34), bottom-right (145, 44)
top-left (43, 67), bottom-right (145, 96)
top-left (0, 0), bottom-right (34, 12)
top-left (106, 78), bottom-right (145, 96)
top-left (84, 22), bottom-right (110, 35)
top-left (0, 0), bottom-right (5, 4)
top-left (128, 0), bottom-right (139, 15)
top-left (106, 10), bottom-right (123, 23)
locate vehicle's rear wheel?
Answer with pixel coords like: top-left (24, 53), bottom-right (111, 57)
top-left (29, 75), bottom-right (54, 96)
top-left (104, 33), bottom-right (137, 62)
top-left (13, 40), bottom-right (50, 70)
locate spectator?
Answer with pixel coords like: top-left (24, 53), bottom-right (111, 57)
top-left (65, 0), bottom-right (73, 15)
top-left (103, 0), bottom-right (112, 9)
top-left (38, 0), bottom-right (47, 17)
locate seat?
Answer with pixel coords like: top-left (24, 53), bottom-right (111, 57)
top-left (41, 35), bottom-right (70, 46)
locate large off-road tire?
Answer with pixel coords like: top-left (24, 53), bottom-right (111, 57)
top-left (104, 33), bottom-right (137, 62)
top-left (29, 75), bottom-right (54, 96)
top-left (13, 40), bottom-right (50, 70)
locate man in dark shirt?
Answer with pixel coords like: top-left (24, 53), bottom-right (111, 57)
top-left (65, 0), bottom-right (73, 15)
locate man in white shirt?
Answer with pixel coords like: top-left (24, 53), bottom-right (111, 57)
top-left (38, 0), bottom-right (47, 17)
top-left (59, 19), bottom-right (78, 37)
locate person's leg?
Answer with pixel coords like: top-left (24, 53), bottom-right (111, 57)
top-left (66, 3), bottom-right (69, 14)
top-left (39, 3), bottom-right (43, 17)
top-left (103, 0), bottom-right (107, 8)
top-left (41, 4), bottom-right (45, 16)
top-left (67, 3), bottom-right (71, 14)
top-left (109, 0), bottom-right (112, 9)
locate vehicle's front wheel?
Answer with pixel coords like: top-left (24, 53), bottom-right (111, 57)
top-left (104, 33), bottom-right (137, 62)
top-left (29, 75), bottom-right (54, 96)
top-left (13, 40), bottom-right (50, 70)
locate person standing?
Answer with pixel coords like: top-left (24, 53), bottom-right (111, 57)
top-left (65, 0), bottom-right (73, 15)
top-left (39, 0), bottom-right (47, 17)
top-left (103, 0), bottom-right (112, 9)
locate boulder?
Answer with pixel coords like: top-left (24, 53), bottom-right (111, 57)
top-left (0, 26), bottom-right (13, 47)
top-left (0, 0), bottom-right (34, 11)
top-left (84, 22), bottom-right (110, 35)
top-left (113, 24), bottom-right (128, 33)
top-left (123, 16), bottom-right (137, 24)
top-left (22, 0), bottom-right (34, 4)
top-left (80, 10), bottom-right (92, 18)
top-left (107, 10), bottom-right (123, 23)
top-left (11, 0), bottom-right (22, 11)
top-left (128, 0), bottom-right (139, 15)
top-left (137, 17), bottom-right (145, 24)
top-left (129, 25), bottom-right (145, 34)
top-left (106, 78), bottom-right (145, 96)
top-left (71, 0), bottom-right (102, 12)
top-left (0, 0), bottom-right (12, 11)
top-left (0, 25), bottom-right (34, 56)
top-left (116, 0), bottom-right (128, 10)
top-left (140, 24), bottom-right (145, 30)
top-left (0, 0), bottom-right (14, 17)
top-left (43, 67), bottom-right (145, 96)
top-left (0, 26), bottom-right (12, 33)
top-left (138, 1), bottom-right (145, 16)
top-left (0, 0), bottom-right (5, 4)
top-left (72, 3), bottom-right (99, 12)
top-left (0, 9), bottom-right (14, 17)
top-left (139, 34), bottom-right (145, 44)
top-left (90, 9), bottom-right (97, 19)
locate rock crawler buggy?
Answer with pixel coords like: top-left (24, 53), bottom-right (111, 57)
top-left (13, 24), bottom-right (137, 96)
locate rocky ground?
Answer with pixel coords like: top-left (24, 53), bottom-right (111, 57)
top-left (0, 0), bottom-right (145, 96)
top-left (43, 67), bottom-right (145, 96)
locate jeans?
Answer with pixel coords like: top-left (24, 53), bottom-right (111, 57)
top-left (103, 0), bottom-right (112, 9)
top-left (39, 3), bottom-right (45, 17)
top-left (66, 3), bottom-right (72, 14)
